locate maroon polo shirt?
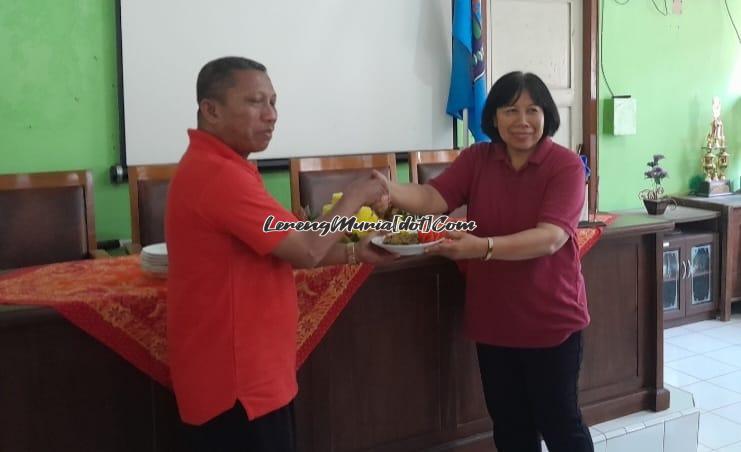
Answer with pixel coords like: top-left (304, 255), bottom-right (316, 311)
top-left (429, 138), bottom-right (590, 348)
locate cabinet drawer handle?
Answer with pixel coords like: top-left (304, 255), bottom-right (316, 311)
top-left (681, 260), bottom-right (687, 279)
top-left (686, 259), bottom-right (693, 277)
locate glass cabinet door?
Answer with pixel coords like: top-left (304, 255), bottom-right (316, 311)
top-left (663, 249), bottom-right (680, 311)
top-left (690, 244), bottom-right (712, 305)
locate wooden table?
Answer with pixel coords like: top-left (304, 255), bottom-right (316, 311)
top-left (294, 213), bottom-right (676, 451)
top-left (0, 214), bottom-right (674, 452)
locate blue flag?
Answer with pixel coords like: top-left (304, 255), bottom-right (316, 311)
top-left (446, 0), bottom-right (489, 143)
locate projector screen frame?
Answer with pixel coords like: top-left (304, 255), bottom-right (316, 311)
top-left (111, 0), bottom-right (465, 182)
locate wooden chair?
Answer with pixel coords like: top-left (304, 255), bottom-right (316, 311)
top-left (408, 149), bottom-right (461, 184)
top-left (127, 164), bottom-right (178, 250)
top-left (289, 153), bottom-right (397, 218)
top-left (0, 170), bottom-right (105, 270)
top-left (408, 150), bottom-right (466, 218)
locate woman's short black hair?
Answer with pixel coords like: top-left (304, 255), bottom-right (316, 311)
top-left (480, 71), bottom-right (560, 143)
top-left (196, 57), bottom-right (267, 104)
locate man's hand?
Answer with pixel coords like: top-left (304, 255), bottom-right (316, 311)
top-left (356, 232), bottom-right (398, 265)
top-left (370, 170), bottom-right (392, 214)
top-left (342, 174), bottom-right (389, 210)
top-left (370, 169), bottom-right (448, 216)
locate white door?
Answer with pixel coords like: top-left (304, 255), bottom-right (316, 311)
top-left (488, 0), bottom-right (583, 152)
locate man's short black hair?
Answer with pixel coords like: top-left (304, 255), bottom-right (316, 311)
top-left (481, 71), bottom-right (560, 143)
top-left (196, 57), bottom-right (267, 104)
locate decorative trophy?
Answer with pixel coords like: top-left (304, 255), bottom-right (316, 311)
top-left (698, 97), bottom-right (732, 197)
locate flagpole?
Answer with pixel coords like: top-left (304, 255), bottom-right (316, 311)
top-left (453, 118), bottom-right (458, 149)
top-left (462, 110), bottom-right (471, 147)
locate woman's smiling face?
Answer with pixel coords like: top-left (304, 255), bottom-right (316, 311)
top-left (494, 90), bottom-right (545, 154)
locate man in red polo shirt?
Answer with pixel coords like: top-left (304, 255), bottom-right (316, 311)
top-left (166, 57), bottom-right (392, 452)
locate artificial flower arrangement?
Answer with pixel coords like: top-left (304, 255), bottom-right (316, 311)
top-left (639, 154), bottom-right (671, 214)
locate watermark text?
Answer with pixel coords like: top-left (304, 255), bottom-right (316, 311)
top-left (262, 215), bottom-right (476, 236)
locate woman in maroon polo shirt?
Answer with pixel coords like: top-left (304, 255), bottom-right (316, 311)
top-left (375, 71), bottom-right (593, 452)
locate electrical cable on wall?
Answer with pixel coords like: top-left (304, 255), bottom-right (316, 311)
top-left (651, 0), bottom-right (668, 16)
top-left (601, 0), bottom-right (670, 98)
top-left (600, 0), bottom-right (622, 97)
top-left (725, 0), bottom-right (741, 44)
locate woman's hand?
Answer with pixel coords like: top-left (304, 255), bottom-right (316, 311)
top-left (370, 170), bottom-right (391, 214)
top-left (356, 233), bottom-right (398, 265)
top-left (371, 169), bottom-right (448, 216)
top-left (341, 175), bottom-right (389, 211)
top-left (424, 231), bottom-right (488, 261)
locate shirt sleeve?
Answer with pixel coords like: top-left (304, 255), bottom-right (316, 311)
top-left (538, 155), bottom-right (585, 238)
top-left (427, 146), bottom-right (477, 214)
top-left (199, 165), bottom-right (297, 256)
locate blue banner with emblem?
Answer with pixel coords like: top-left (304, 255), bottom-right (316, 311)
top-left (446, 0), bottom-right (489, 143)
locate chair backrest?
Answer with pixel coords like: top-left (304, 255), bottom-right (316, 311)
top-left (0, 170), bottom-right (96, 270)
top-left (128, 164), bottom-right (178, 247)
top-left (408, 149), bottom-right (461, 184)
top-left (289, 153), bottom-right (397, 218)
top-left (408, 150), bottom-right (466, 218)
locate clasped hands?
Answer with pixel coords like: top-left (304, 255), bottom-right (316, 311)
top-left (348, 172), bottom-right (488, 262)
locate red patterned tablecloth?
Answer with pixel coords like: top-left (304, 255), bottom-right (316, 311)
top-left (0, 213), bottom-right (614, 388)
top-left (0, 259), bottom-right (371, 388)
top-left (576, 213), bottom-right (616, 258)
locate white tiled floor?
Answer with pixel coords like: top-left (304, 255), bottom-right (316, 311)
top-left (664, 309), bottom-right (741, 451)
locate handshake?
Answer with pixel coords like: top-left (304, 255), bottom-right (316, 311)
top-left (319, 171), bottom-right (395, 241)
top-left (348, 170), bottom-right (391, 217)
top-left (322, 192), bottom-right (381, 241)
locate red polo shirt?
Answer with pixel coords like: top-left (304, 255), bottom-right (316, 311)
top-left (166, 129), bottom-right (299, 425)
top-left (429, 138), bottom-right (590, 348)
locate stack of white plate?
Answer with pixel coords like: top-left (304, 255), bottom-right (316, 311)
top-left (140, 243), bottom-right (168, 277)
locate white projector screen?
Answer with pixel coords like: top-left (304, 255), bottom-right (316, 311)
top-left (120, 1), bottom-right (455, 165)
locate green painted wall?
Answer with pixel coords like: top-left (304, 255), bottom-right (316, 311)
top-left (2, 0), bottom-right (740, 240)
top-left (598, 0), bottom-right (741, 210)
top-left (0, 1), bottom-right (129, 240)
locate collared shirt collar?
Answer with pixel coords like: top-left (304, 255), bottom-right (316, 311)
top-left (490, 137), bottom-right (554, 168)
top-left (187, 128), bottom-right (259, 175)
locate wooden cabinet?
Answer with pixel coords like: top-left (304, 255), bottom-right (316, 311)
top-left (676, 195), bottom-right (741, 320)
top-left (662, 232), bottom-right (719, 326)
top-left (618, 206), bottom-right (721, 328)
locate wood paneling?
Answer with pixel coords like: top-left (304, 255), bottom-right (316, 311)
top-left (0, 307), bottom-right (157, 452)
top-left (580, 237), bottom-right (642, 391)
top-left (294, 224), bottom-right (668, 449)
top-left (731, 210), bottom-right (741, 301)
top-left (0, 213), bottom-right (670, 451)
top-left (295, 260), bottom-right (463, 452)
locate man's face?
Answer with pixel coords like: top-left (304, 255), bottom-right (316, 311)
top-left (203, 69), bottom-right (277, 155)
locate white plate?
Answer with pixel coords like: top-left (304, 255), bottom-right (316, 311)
top-left (141, 255), bottom-right (167, 262)
top-left (141, 243), bottom-right (167, 257)
top-left (140, 256), bottom-right (167, 263)
top-left (141, 269), bottom-right (168, 279)
top-left (370, 235), bottom-right (443, 256)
